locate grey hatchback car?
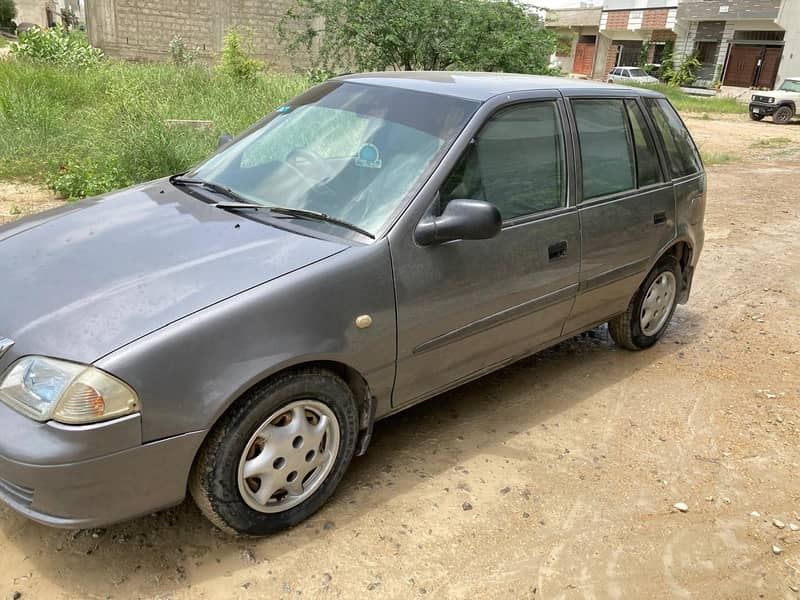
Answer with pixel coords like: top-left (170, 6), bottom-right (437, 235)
top-left (0, 72), bottom-right (705, 535)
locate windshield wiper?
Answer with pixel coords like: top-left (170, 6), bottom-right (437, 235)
top-left (170, 175), bottom-right (249, 204)
top-left (171, 175), bottom-right (374, 239)
top-left (267, 206), bottom-right (375, 239)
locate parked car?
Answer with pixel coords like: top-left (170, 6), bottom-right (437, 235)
top-left (749, 76), bottom-right (800, 124)
top-left (0, 73), bottom-right (706, 536)
top-left (607, 66), bottom-right (660, 85)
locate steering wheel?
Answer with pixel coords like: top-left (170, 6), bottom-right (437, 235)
top-left (286, 148), bottom-right (331, 182)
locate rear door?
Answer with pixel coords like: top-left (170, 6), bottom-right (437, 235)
top-left (564, 95), bottom-right (677, 334)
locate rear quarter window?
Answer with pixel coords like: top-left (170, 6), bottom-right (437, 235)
top-left (646, 98), bottom-right (702, 178)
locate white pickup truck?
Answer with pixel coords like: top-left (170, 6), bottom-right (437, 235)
top-left (749, 77), bottom-right (800, 124)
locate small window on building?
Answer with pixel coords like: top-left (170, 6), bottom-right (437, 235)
top-left (645, 98), bottom-right (702, 178)
top-left (625, 100), bottom-right (663, 187)
top-left (651, 43), bottom-right (666, 65)
top-left (573, 99), bottom-right (636, 200)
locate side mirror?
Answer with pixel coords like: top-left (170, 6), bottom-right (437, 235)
top-left (218, 133), bottom-right (234, 148)
top-left (415, 198), bottom-right (502, 246)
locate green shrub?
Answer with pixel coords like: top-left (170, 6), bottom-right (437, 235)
top-left (279, 0), bottom-right (557, 74)
top-left (169, 35), bottom-right (196, 66)
top-left (218, 28), bottom-right (262, 81)
top-left (10, 26), bottom-right (103, 67)
top-left (664, 54), bottom-right (701, 87)
top-left (45, 159), bottom-right (127, 201)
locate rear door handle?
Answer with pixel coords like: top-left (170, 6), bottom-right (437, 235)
top-left (653, 211), bottom-right (667, 225)
top-left (548, 240), bottom-right (568, 261)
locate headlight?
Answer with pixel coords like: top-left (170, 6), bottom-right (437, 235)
top-left (752, 95), bottom-right (756, 101)
top-left (0, 357), bottom-right (139, 424)
top-left (768, 97), bottom-right (775, 104)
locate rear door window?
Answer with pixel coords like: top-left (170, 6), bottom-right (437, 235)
top-left (573, 99), bottom-right (636, 200)
top-left (625, 99), bottom-right (663, 187)
top-left (645, 98), bottom-right (702, 178)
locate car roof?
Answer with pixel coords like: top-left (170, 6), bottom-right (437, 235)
top-left (334, 71), bottom-right (664, 102)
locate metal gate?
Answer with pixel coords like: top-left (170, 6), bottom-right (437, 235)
top-left (723, 44), bottom-right (782, 88)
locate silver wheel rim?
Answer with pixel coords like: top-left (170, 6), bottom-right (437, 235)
top-left (640, 271), bottom-right (677, 336)
top-left (237, 400), bottom-right (340, 514)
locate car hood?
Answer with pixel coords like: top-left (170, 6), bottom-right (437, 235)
top-left (0, 180), bottom-right (347, 364)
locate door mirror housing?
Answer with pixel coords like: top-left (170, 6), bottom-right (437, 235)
top-left (218, 133), bottom-right (234, 148)
top-left (415, 198), bottom-right (502, 246)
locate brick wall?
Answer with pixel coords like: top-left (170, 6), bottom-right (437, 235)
top-left (86, 0), bottom-right (306, 70)
top-left (605, 11), bottom-right (629, 30)
top-left (603, 44), bottom-right (620, 77)
top-left (641, 8), bottom-right (668, 30)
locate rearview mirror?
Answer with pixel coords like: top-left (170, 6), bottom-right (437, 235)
top-left (415, 198), bottom-right (501, 246)
top-left (218, 133), bottom-right (234, 148)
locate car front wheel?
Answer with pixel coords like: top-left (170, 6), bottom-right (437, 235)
top-left (190, 368), bottom-right (359, 536)
top-left (773, 105), bottom-right (794, 124)
top-left (608, 255), bottom-right (681, 350)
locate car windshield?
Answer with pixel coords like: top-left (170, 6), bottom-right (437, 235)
top-left (627, 68), bottom-right (648, 78)
top-left (779, 79), bottom-right (800, 93)
top-left (188, 81), bottom-right (479, 237)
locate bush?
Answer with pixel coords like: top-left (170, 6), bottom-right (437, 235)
top-left (10, 26), bottom-right (103, 67)
top-left (664, 54), bottom-right (701, 87)
top-left (279, 0), bottom-right (557, 74)
top-left (218, 28), bottom-right (262, 81)
top-left (45, 159), bottom-right (127, 201)
top-left (169, 35), bottom-right (196, 66)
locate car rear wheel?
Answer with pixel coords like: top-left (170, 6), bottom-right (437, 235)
top-left (190, 368), bottom-right (358, 536)
top-left (608, 255), bottom-right (681, 350)
top-left (749, 112), bottom-right (765, 121)
top-left (773, 105), bottom-right (794, 124)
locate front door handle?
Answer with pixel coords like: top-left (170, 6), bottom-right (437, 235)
top-left (653, 211), bottom-right (667, 225)
top-left (548, 240), bottom-right (568, 261)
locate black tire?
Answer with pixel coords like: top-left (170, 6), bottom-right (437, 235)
top-left (749, 112), bottom-right (765, 121)
top-left (608, 255), bottom-right (681, 351)
top-left (190, 368), bottom-right (359, 536)
top-left (773, 105), bottom-right (794, 125)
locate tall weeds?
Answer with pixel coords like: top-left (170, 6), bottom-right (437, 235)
top-left (0, 61), bottom-right (308, 197)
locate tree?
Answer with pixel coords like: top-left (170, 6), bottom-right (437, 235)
top-left (0, 0), bottom-right (17, 30)
top-left (278, 0), bottom-right (557, 75)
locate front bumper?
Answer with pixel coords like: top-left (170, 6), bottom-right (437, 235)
top-left (749, 101), bottom-right (777, 116)
top-left (0, 403), bottom-right (206, 528)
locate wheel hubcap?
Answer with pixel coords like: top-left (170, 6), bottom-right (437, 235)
top-left (237, 400), bottom-right (339, 514)
top-left (639, 271), bottom-right (677, 336)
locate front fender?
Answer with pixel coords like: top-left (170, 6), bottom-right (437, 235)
top-left (96, 239), bottom-right (397, 443)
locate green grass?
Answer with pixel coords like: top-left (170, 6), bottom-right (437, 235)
top-left (750, 137), bottom-right (793, 149)
top-left (701, 151), bottom-right (739, 166)
top-left (0, 61), bottom-right (309, 196)
top-left (623, 82), bottom-right (747, 114)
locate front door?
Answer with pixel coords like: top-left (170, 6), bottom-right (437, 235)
top-left (574, 36), bottom-right (597, 76)
top-left (390, 97), bottom-right (581, 407)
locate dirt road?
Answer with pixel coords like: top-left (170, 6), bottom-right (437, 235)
top-left (1, 115), bottom-right (799, 599)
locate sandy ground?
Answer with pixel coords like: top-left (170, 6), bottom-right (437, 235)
top-left (1, 115), bottom-right (799, 600)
